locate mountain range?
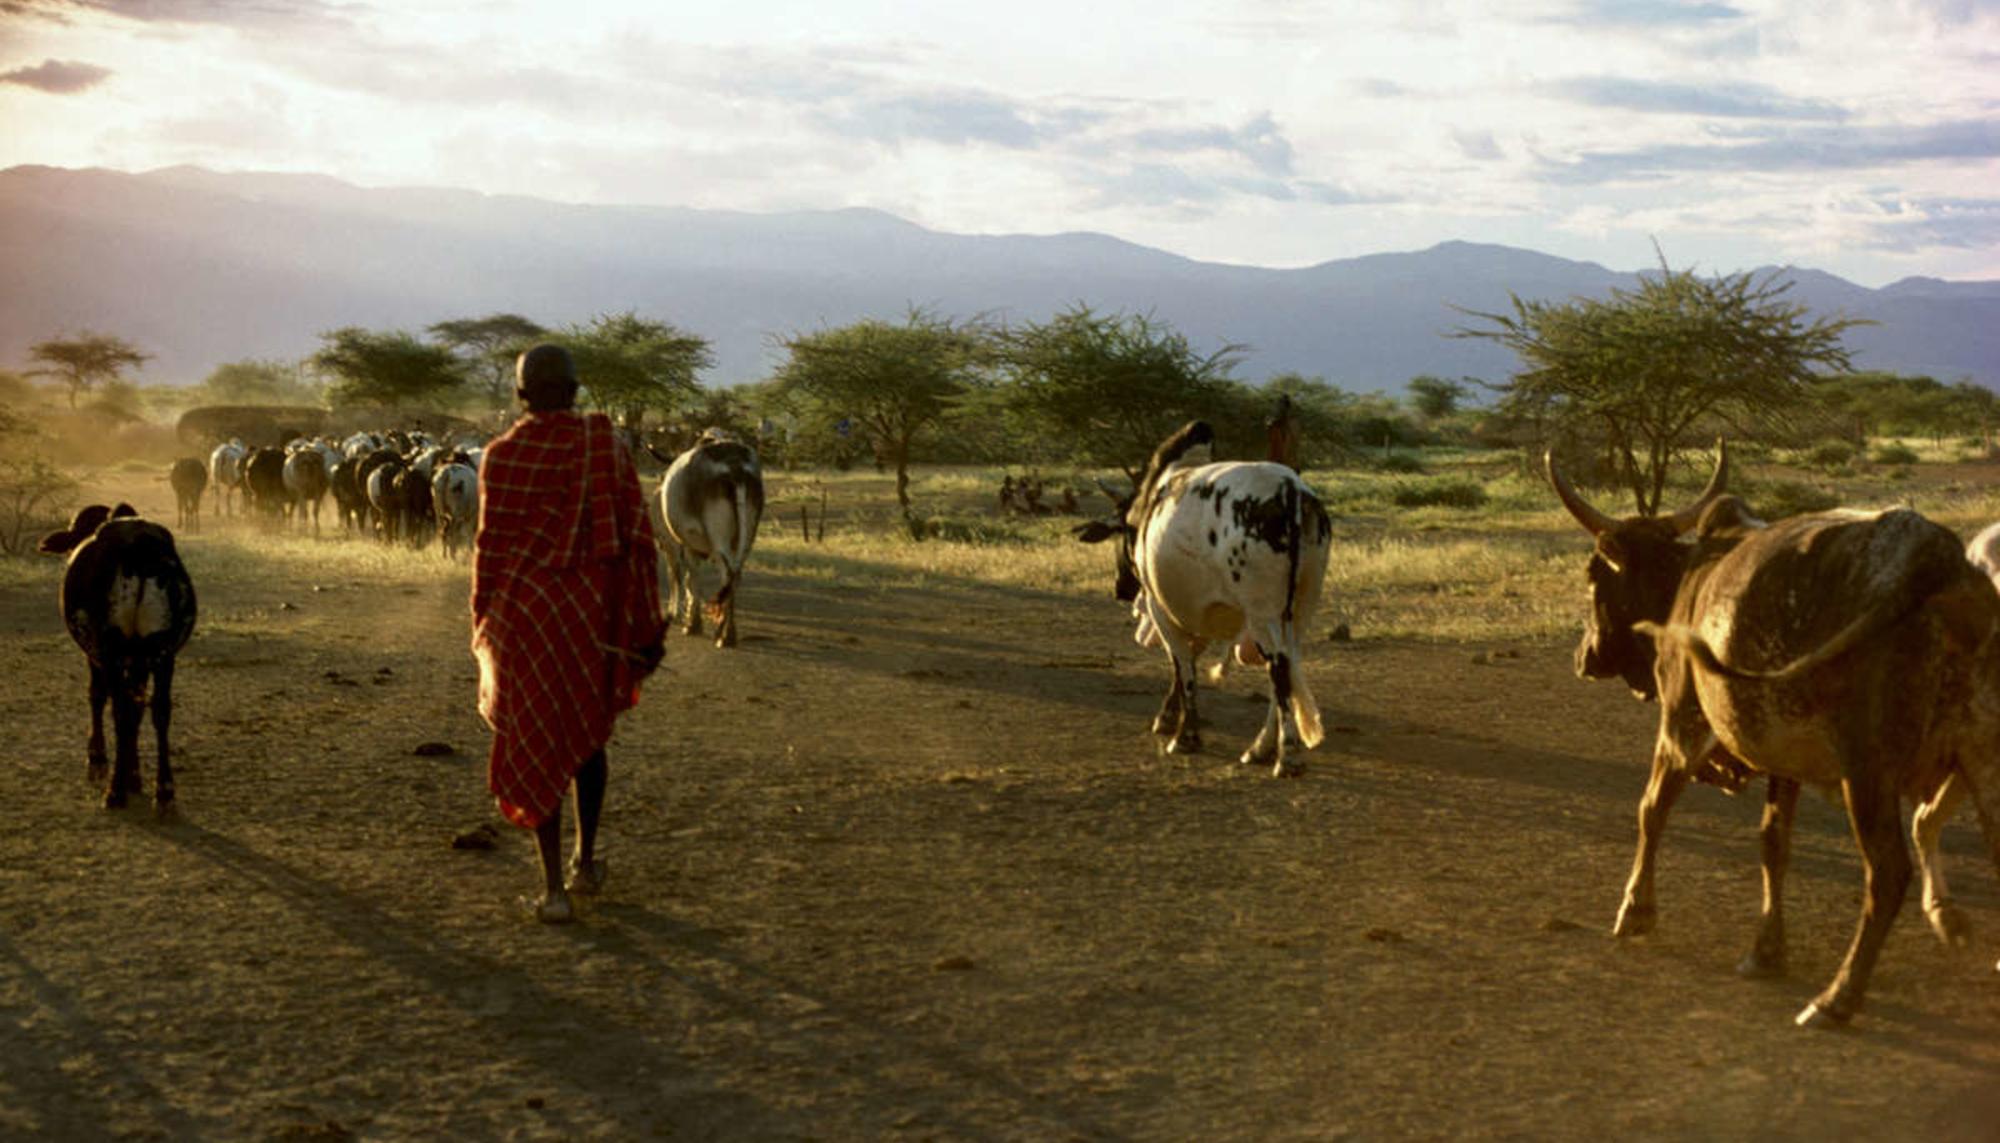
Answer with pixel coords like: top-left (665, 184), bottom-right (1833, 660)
top-left (2, 164), bottom-right (1995, 392)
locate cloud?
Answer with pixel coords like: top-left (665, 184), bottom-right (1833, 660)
top-left (1131, 113), bottom-right (1294, 177)
top-left (1541, 119), bottom-right (2000, 183)
top-left (0, 57), bottom-right (110, 92)
top-left (21, 0), bottom-right (345, 28)
top-left (1454, 130), bottom-right (1504, 161)
top-left (1546, 76), bottom-right (1849, 120)
top-left (1548, 0), bottom-right (1748, 27)
top-left (816, 89), bottom-right (1048, 150)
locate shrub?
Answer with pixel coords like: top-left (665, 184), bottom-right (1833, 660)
top-left (1391, 476), bottom-right (1488, 510)
top-left (903, 511), bottom-right (1038, 545)
top-left (1373, 452), bottom-right (1427, 474)
top-left (1797, 440), bottom-right (1855, 469)
top-left (1870, 443), bottom-right (1920, 466)
top-left (1752, 479), bottom-right (1840, 520)
top-left (0, 455), bottom-right (78, 556)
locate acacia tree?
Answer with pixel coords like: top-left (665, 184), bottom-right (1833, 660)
top-left (1458, 257), bottom-right (1865, 514)
top-left (994, 305), bottom-right (1244, 481)
top-left (29, 332), bottom-right (149, 409)
top-left (429, 313), bottom-right (547, 410)
top-left (310, 327), bottom-right (469, 410)
top-left (199, 359), bottom-right (322, 406)
top-left (775, 309), bottom-right (990, 512)
top-left (564, 312), bottom-right (711, 432)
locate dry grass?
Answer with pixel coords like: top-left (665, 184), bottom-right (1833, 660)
top-left (18, 452), bottom-right (2000, 645)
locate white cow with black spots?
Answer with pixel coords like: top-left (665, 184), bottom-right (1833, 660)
top-left (1077, 420), bottom-right (1333, 776)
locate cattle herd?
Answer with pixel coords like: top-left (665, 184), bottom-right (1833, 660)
top-left (31, 420), bottom-right (2000, 1031)
top-left (195, 430), bottom-right (485, 548)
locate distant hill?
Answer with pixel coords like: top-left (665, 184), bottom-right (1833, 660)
top-left (2, 164), bottom-right (1994, 391)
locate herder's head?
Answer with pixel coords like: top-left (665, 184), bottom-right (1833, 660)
top-left (516, 344), bottom-right (579, 412)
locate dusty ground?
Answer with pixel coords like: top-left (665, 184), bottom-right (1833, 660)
top-left (3, 481), bottom-right (1999, 1142)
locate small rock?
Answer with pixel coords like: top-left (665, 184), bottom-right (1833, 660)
top-left (1542, 917), bottom-right (1584, 933)
top-left (413, 742), bottom-right (456, 757)
top-left (524, 1096), bottom-right (545, 1110)
top-left (279, 601), bottom-right (298, 611)
top-left (451, 824), bottom-right (500, 850)
top-left (933, 955), bottom-right (976, 972)
top-left (1363, 927), bottom-right (1406, 944)
top-left (1328, 623), bottom-right (1353, 642)
top-left (1471, 651), bottom-right (1491, 665)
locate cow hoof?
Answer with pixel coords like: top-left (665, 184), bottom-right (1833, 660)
top-left (1927, 902), bottom-right (1972, 947)
top-left (103, 788), bottom-right (129, 810)
top-left (86, 759), bottom-right (108, 785)
top-left (154, 799), bottom-right (179, 822)
top-left (1166, 734), bottom-right (1201, 755)
top-left (1794, 1002), bottom-right (1852, 1031)
top-left (1270, 759), bottom-right (1303, 779)
top-left (1735, 950), bottom-right (1785, 979)
top-left (1612, 903), bottom-right (1656, 938)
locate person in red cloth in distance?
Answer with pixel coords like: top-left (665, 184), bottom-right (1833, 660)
top-left (471, 344), bottom-right (665, 922)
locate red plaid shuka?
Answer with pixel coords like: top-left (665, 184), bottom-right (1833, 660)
top-left (470, 411), bottom-right (665, 829)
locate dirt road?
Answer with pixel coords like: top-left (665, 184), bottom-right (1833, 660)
top-left (2, 509), bottom-right (1997, 1140)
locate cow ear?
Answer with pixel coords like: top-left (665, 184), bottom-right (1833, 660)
top-left (112, 503), bottom-right (138, 518)
top-left (1594, 533), bottom-right (1627, 574)
top-left (1073, 519), bottom-right (1123, 544)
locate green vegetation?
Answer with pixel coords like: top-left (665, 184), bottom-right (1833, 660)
top-left (1459, 253), bottom-right (1866, 515)
top-left (28, 331), bottom-right (150, 410)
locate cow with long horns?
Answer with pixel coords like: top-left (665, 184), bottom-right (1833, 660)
top-left (1549, 442), bottom-right (2000, 1027)
top-left (1077, 421), bottom-right (1332, 777)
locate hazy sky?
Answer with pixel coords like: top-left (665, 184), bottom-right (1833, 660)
top-left (3, 0), bottom-right (1996, 285)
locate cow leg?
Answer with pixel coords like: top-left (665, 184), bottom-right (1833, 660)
top-left (1241, 641), bottom-right (1302, 778)
top-left (1739, 776), bottom-right (1800, 978)
top-left (151, 659), bottom-right (176, 815)
top-left (106, 681), bottom-right (145, 810)
top-left (86, 663), bottom-right (109, 787)
top-left (1166, 648), bottom-right (1201, 754)
top-left (670, 548), bottom-right (700, 636)
top-left (1614, 753), bottom-right (1688, 937)
top-left (1151, 677), bottom-right (1183, 738)
top-left (1913, 774), bottom-right (1969, 946)
top-left (1799, 771), bottom-right (1911, 1029)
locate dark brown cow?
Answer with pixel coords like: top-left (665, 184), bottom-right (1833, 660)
top-left (39, 504), bottom-right (198, 814)
top-left (169, 457), bottom-right (207, 532)
top-left (1550, 444), bottom-right (2000, 1028)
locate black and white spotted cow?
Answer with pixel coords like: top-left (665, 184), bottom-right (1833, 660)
top-left (652, 429), bottom-right (765, 648)
top-left (1077, 420), bottom-right (1333, 776)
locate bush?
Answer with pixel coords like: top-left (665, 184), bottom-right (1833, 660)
top-left (1373, 452), bottom-right (1427, 474)
top-left (903, 511), bottom-right (1038, 545)
top-left (1796, 440), bottom-right (1856, 469)
top-left (1870, 443), bottom-right (1920, 466)
top-left (0, 456), bottom-right (78, 556)
top-left (1751, 479), bottom-right (1840, 520)
top-left (1390, 476), bottom-right (1488, 510)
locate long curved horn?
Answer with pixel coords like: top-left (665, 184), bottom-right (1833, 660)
top-left (1667, 439), bottom-right (1730, 534)
top-left (1545, 449), bottom-right (1616, 536)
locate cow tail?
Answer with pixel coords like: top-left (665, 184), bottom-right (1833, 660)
top-left (711, 483), bottom-right (747, 610)
top-left (1279, 480), bottom-right (1325, 749)
top-left (1636, 604), bottom-right (1894, 685)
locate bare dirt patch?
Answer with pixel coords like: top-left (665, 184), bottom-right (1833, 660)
top-left (2, 488), bottom-right (1998, 1141)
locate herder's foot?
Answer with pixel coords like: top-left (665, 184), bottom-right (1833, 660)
top-left (565, 857), bottom-right (608, 897)
top-left (519, 891), bottom-right (576, 924)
